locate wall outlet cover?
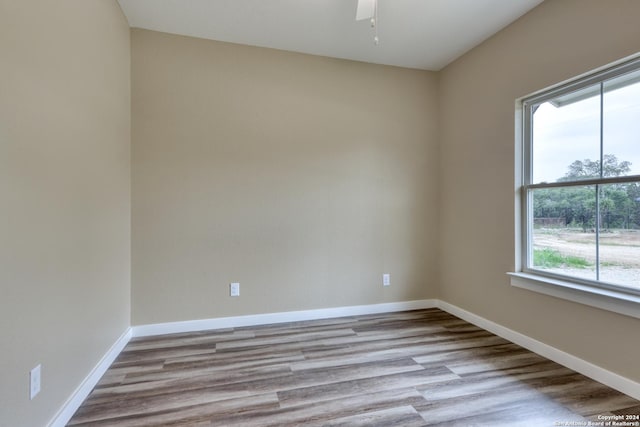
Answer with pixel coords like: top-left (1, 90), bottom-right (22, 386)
top-left (30, 364), bottom-right (41, 400)
top-left (383, 274), bottom-right (391, 286)
top-left (230, 282), bottom-right (240, 297)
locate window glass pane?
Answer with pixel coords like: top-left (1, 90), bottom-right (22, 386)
top-left (603, 69), bottom-right (640, 177)
top-left (532, 84), bottom-right (600, 184)
top-left (531, 186), bottom-right (596, 281)
top-left (598, 183), bottom-right (640, 290)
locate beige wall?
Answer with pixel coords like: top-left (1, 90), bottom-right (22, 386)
top-left (438, 0), bottom-right (640, 382)
top-left (131, 29), bottom-right (439, 324)
top-left (0, 1), bottom-right (131, 426)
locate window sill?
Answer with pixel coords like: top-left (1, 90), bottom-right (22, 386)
top-left (508, 272), bottom-right (640, 320)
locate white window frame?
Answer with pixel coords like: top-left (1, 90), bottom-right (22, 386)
top-left (510, 55), bottom-right (640, 319)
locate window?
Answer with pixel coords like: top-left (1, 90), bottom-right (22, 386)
top-left (519, 57), bottom-right (640, 299)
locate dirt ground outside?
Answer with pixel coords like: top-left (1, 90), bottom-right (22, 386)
top-left (532, 228), bottom-right (640, 290)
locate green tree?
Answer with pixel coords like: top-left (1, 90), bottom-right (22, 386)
top-left (560, 154), bottom-right (631, 181)
top-left (534, 155), bottom-right (639, 231)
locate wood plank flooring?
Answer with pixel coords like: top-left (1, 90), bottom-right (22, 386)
top-left (68, 309), bottom-right (639, 426)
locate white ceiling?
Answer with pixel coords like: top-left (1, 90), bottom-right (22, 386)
top-left (117, 0), bottom-right (543, 71)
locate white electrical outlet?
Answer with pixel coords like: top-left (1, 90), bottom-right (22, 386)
top-left (230, 282), bottom-right (240, 297)
top-left (30, 364), bottom-right (41, 400)
top-left (383, 274), bottom-right (391, 287)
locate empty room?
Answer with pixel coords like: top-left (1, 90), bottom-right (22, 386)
top-left (2, 0), bottom-right (640, 426)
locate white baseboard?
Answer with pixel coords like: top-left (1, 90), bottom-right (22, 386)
top-left (47, 327), bottom-right (132, 427)
top-left (48, 298), bottom-right (640, 427)
top-left (132, 299), bottom-right (439, 337)
top-left (436, 300), bottom-right (640, 401)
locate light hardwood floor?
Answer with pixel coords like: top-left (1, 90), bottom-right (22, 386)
top-left (68, 309), bottom-right (640, 426)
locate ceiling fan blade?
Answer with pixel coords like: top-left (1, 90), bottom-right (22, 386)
top-left (356, 0), bottom-right (376, 21)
